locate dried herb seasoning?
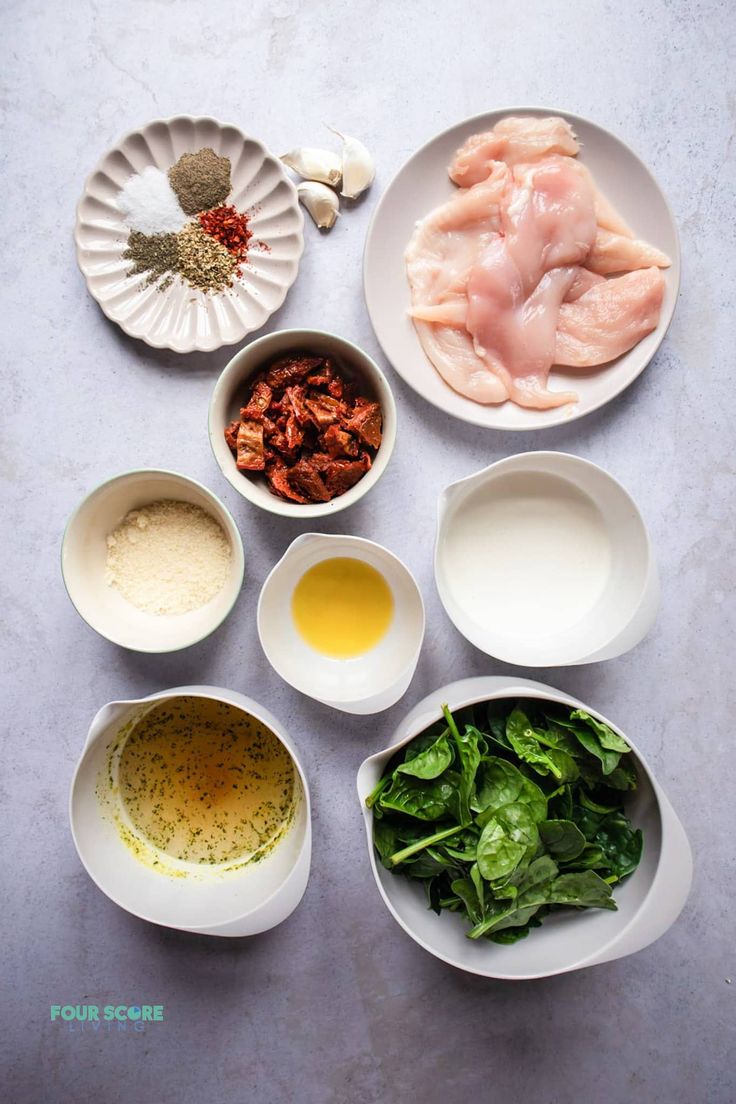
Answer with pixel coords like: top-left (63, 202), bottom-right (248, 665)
top-left (123, 231), bottom-right (180, 288)
top-left (176, 222), bottom-right (238, 292)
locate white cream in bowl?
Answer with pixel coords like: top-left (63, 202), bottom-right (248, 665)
top-left (435, 452), bottom-right (659, 666)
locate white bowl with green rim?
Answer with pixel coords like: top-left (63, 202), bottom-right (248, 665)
top-left (61, 469), bottom-right (244, 652)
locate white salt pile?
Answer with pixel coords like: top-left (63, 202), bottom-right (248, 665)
top-left (117, 166), bottom-right (189, 236)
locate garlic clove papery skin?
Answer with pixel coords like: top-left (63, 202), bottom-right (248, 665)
top-left (297, 182), bottom-right (340, 229)
top-left (281, 148), bottom-right (342, 188)
top-left (327, 127), bottom-right (375, 199)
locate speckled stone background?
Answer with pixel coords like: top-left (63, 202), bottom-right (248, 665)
top-left (2, 1), bottom-right (734, 1101)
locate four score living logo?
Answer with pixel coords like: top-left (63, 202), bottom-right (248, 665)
top-left (50, 1004), bottom-right (165, 1034)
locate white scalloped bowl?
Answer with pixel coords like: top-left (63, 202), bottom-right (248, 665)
top-left (75, 116), bottom-right (304, 353)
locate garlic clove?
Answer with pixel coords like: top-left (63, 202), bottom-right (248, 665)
top-left (327, 127), bottom-right (375, 199)
top-left (297, 181), bottom-right (340, 230)
top-left (281, 148), bottom-right (342, 188)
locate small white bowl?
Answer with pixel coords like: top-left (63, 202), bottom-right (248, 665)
top-left (357, 676), bottom-right (692, 980)
top-left (435, 452), bottom-right (659, 666)
top-left (61, 469), bottom-right (244, 653)
top-left (258, 533), bottom-right (425, 714)
top-left (209, 329), bottom-right (397, 518)
top-left (70, 686), bottom-right (311, 936)
top-left (75, 116), bottom-right (304, 353)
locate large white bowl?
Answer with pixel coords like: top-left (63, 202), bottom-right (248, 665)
top-left (75, 116), bottom-right (304, 353)
top-left (70, 686), bottom-right (311, 937)
top-left (209, 329), bottom-right (397, 518)
top-left (364, 106), bottom-right (680, 430)
top-left (357, 676), bottom-right (692, 980)
top-left (61, 469), bottom-right (244, 653)
top-left (258, 533), bottom-right (425, 714)
top-left (435, 452), bottom-right (659, 666)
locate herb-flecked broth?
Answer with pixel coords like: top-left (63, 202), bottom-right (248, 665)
top-left (117, 697), bottom-right (297, 864)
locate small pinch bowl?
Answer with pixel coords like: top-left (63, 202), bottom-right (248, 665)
top-left (75, 116), bottom-right (304, 353)
top-left (209, 328), bottom-right (397, 518)
top-left (357, 676), bottom-right (692, 980)
top-left (435, 451), bottom-right (659, 666)
top-left (258, 533), bottom-right (425, 714)
top-left (61, 469), bottom-right (244, 653)
top-left (70, 686), bottom-right (311, 936)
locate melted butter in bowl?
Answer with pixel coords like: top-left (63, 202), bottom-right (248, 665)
top-left (112, 696), bottom-right (298, 868)
top-left (291, 556), bottom-right (394, 658)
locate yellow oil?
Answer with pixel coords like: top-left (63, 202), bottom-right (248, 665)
top-left (116, 697), bottom-right (297, 865)
top-left (291, 557), bottom-right (394, 658)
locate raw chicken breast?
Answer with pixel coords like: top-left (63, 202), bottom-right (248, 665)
top-left (405, 166), bottom-right (512, 403)
top-left (405, 114), bottom-right (669, 410)
top-left (467, 243), bottom-right (578, 408)
top-left (450, 116), bottom-right (579, 186)
top-left (565, 268), bottom-right (605, 301)
top-left (412, 320), bottom-right (508, 403)
top-left (555, 267), bottom-right (665, 366)
top-left (462, 156), bottom-right (596, 408)
top-left (506, 158), bottom-right (597, 291)
top-left (569, 161), bottom-right (635, 238)
top-left (586, 228), bottom-right (671, 275)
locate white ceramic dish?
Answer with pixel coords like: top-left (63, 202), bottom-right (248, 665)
top-left (209, 328), bottom-right (397, 518)
top-left (258, 533), bottom-right (425, 714)
top-left (75, 116), bottom-right (304, 353)
top-left (435, 452), bottom-right (659, 666)
top-left (70, 686), bottom-right (311, 936)
top-left (61, 469), bottom-right (244, 653)
top-left (364, 106), bottom-right (680, 430)
top-left (357, 676), bottom-right (692, 980)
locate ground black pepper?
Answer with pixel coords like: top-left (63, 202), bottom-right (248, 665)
top-left (168, 147), bottom-right (231, 215)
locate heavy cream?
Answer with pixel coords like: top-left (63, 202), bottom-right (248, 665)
top-left (441, 471), bottom-right (612, 641)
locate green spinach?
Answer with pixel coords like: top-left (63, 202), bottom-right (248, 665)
top-left (370, 698), bottom-right (643, 947)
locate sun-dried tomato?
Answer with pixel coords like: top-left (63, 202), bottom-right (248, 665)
top-left (224, 351), bottom-right (383, 503)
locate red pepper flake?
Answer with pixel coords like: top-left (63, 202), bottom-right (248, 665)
top-left (198, 205), bottom-right (252, 261)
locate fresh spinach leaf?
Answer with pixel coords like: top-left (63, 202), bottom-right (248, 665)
top-left (451, 877), bottom-right (483, 926)
top-left (443, 705), bottom-right (481, 826)
top-left (570, 709), bottom-right (631, 752)
top-left (372, 819), bottom-right (399, 867)
top-left (396, 731), bottom-right (453, 780)
top-left (476, 818), bottom-right (527, 882)
top-left (545, 870), bottom-right (617, 910)
top-left (378, 771), bottom-right (458, 821)
top-left (506, 708), bottom-right (579, 782)
top-left (539, 819), bottom-right (587, 862)
top-left (593, 812), bottom-right (643, 878)
top-left (473, 757), bottom-right (523, 812)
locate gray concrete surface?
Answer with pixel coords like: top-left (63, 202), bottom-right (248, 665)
top-left (2, 1), bottom-right (734, 1101)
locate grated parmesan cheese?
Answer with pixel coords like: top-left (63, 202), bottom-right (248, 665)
top-left (105, 500), bottom-right (231, 615)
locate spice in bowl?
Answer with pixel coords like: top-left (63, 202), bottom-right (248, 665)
top-left (104, 499), bottom-right (231, 615)
top-left (117, 148), bottom-right (254, 294)
top-left (224, 352), bottom-right (383, 504)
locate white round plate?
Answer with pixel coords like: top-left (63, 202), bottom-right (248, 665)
top-left (363, 107), bottom-right (680, 430)
top-left (75, 116), bottom-right (304, 353)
